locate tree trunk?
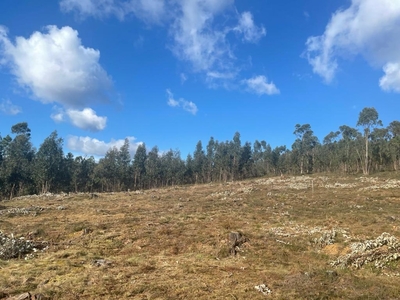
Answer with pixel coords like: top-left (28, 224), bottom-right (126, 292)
top-left (364, 133), bottom-right (369, 175)
top-left (9, 183), bottom-right (15, 200)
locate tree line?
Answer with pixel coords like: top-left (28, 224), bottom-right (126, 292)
top-left (1, 107), bottom-right (399, 199)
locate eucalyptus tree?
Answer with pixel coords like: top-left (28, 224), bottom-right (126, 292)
top-left (271, 145), bottom-right (286, 175)
top-left (161, 149), bottom-right (185, 186)
top-left (230, 132), bottom-right (242, 180)
top-left (145, 146), bottom-right (161, 188)
top-left (71, 155), bottom-right (96, 192)
top-left (0, 134), bottom-right (14, 198)
top-left (97, 147), bottom-right (119, 191)
top-left (93, 161), bottom-right (106, 192)
top-left (193, 141), bottom-right (206, 183)
top-left (4, 122), bottom-right (35, 198)
top-left (370, 128), bottom-right (390, 171)
top-left (338, 125), bottom-right (361, 173)
top-left (388, 121), bottom-right (400, 170)
top-left (253, 140), bottom-right (265, 176)
top-left (35, 131), bottom-right (65, 193)
top-left (292, 124), bottom-right (319, 174)
top-left (184, 154), bottom-right (194, 184)
top-left (0, 134), bottom-right (12, 160)
top-left (261, 141), bottom-right (273, 175)
top-left (214, 140), bottom-right (232, 182)
top-left (322, 131), bottom-right (340, 172)
top-left (63, 152), bottom-right (75, 192)
top-left (205, 137), bottom-right (216, 182)
top-left (356, 107), bottom-right (382, 175)
top-left (118, 138), bottom-right (131, 190)
top-left (239, 141), bottom-right (253, 179)
top-left (133, 143), bottom-right (147, 190)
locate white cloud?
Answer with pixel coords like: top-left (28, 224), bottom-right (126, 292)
top-left (125, 0), bottom-right (165, 23)
top-left (60, 0), bottom-right (125, 19)
top-left (0, 25), bottom-right (113, 108)
top-left (304, 0), bottom-right (400, 91)
top-left (60, 0), bottom-right (166, 23)
top-left (242, 75), bottom-right (280, 95)
top-left (59, 0), bottom-right (273, 91)
top-left (380, 63), bottom-right (400, 93)
top-left (166, 89), bottom-right (179, 107)
top-left (180, 73), bottom-right (187, 84)
top-left (234, 12), bottom-right (266, 43)
top-left (166, 89), bottom-right (198, 115)
top-left (51, 113), bottom-right (65, 123)
top-left (67, 135), bottom-right (142, 157)
top-left (0, 99), bottom-right (21, 115)
top-left (170, 0), bottom-right (235, 78)
top-left (182, 101), bottom-right (198, 115)
top-left (0, 25), bottom-right (114, 130)
top-left (50, 106), bottom-right (65, 123)
top-left (169, 2), bottom-right (269, 87)
top-left (66, 108), bottom-right (107, 132)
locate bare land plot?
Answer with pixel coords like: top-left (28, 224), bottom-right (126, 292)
top-left (1, 174), bottom-right (400, 299)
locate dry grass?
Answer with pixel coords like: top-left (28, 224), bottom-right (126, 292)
top-left (1, 174), bottom-right (400, 299)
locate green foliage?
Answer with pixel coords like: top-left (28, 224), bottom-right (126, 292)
top-left (11, 122), bottom-right (31, 137)
top-left (357, 107), bottom-right (382, 129)
top-left (1, 107), bottom-right (400, 197)
top-left (357, 107), bottom-right (383, 175)
top-left (133, 143), bottom-right (147, 189)
top-left (35, 131), bottom-right (64, 193)
top-left (292, 124), bottom-right (320, 174)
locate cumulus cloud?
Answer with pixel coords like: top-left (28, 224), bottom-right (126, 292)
top-left (67, 135), bottom-right (142, 157)
top-left (170, 0), bottom-right (235, 79)
top-left (168, 2), bottom-right (271, 88)
top-left (66, 108), bottom-right (107, 132)
top-left (60, 0), bottom-right (166, 23)
top-left (60, 0), bottom-right (273, 91)
top-left (304, 0), bottom-right (400, 91)
top-left (50, 107), bottom-right (107, 130)
top-left (380, 63), bottom-right (400, 93)
top-left (242, 75), bottom-right (280, 96)
top-left (0, 99), bottom-right (21, 115)
top-left (0, 25), bottom-right (113, 130)
top-left (51, 113), bottom-right (65, 123)
top-left (234, 12), bottom-right (266, 43)
top-left (166, 89), bottom-right (198, 115)
top-left (0, 25), bottom-right (113, 108)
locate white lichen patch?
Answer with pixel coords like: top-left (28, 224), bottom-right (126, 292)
top-left (331, 233), bottom-right (400, 269)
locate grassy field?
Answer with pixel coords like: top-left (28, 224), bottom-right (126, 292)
top-left (1, 174), bottom-right (400, 299)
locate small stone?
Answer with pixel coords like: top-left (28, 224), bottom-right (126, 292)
top-left (254, 284), bottom-right (272, 295)
top-left (92, 259), bottom-right (112, 267)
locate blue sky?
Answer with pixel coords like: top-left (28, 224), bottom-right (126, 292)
top-left (1, 0), bottom-right (399, 158)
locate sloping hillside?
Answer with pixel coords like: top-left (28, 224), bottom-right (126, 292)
top-left (1, 175), bottom-right (400, 299)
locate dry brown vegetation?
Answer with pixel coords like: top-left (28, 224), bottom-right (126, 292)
top-left (1, 174), bottom-right (400, 299)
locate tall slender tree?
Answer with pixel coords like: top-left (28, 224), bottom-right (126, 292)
top-left (35, 131), bottom-right (64, 193)
top-left (357, 107), bottom-right (382, 175)
top-left (193, 141), bottom-right (206, 183)
top-left (4, 123), bottom-right (35, 198)
top-left (292, 124), bottom-right (319, 174)
top-left (133, 143), bottom-right (147, 190)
